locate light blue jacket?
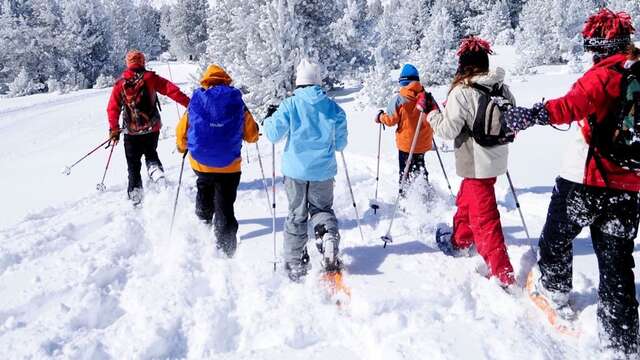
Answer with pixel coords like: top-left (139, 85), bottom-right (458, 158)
top-left (263, 86), bottom-right (348, 182)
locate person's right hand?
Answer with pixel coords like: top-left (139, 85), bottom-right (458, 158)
top-left (109, 128), bottom-right (120, 145)
top-left (375, 110), bottom-right (384, 124)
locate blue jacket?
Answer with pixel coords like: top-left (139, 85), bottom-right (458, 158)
top-left (263, 86), bottom-right (348, 182)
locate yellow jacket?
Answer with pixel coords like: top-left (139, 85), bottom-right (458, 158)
top-left (176, 65), bottom-right (259, 173)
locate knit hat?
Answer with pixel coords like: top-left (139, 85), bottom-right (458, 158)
top-left (582, 8), bottom-right (634, 56)
top-left (296, 59), bottom-right (323, 87)
top-left (456, 36), bottom-right (493, 74)
top-left (126, 50), bottom-right (145, 69)
top-left (399, 64), bottom-right (419, 86)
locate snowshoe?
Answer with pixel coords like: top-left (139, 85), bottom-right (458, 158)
top-left (526, 266), bottom-right (580, 337)
top-left (435, 224), bottom-right (475, 257)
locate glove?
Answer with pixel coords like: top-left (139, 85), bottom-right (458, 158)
top-left (109, 128), bottom-right (120, 145)
top-left (504, 102), bottom-right (550, 133)
top-left (416, 91), bottom-right (439, 113)
top-left (266, 104), bottom-right (278, 118)
top-left (176, 144), bottom-right (186, 154)
top-left (375, 110), bottom-right (384, 124)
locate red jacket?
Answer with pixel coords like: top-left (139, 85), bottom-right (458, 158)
top-left (545, 54), bottom-right (640, 192)
top-left (107, 67), bottom-right (190, 133)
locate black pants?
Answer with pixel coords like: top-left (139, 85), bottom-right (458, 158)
top-left (195, 171), bottom-right (241, 257)
top-left (539, 177), bottom-right (640, 354)
top-left (123, 132), bottom-right (162, 195)
top-left (399, 150), bottom-right (429, 193)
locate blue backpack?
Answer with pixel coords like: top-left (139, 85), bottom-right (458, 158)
top-left (187, 85), bottom-right (245, 167)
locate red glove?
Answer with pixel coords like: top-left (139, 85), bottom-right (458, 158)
top-left (416, 92), bottom-right (439, 113)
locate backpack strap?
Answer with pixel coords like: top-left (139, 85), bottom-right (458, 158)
top-left (469, 83), bottom-right (504, 97)
top-left (586, 114), bottom-right (611, 187)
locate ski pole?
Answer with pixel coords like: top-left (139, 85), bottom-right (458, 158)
top-left (371, 122), bottom-right (383, 214)
top-left (169, 151), bottom-right (188, 238)
top-left (271, 143), bottom-right (277, 272)
top-left (506, 171), bottom-right (531, 242)
top-left (432, 139), bottom-right (454, 198)
top-left (62, 138), bottom-right (111, 175)
top-left (340, 152), bottom-right (365, 243)
top-left (96, 143), bottom-right (116, 192)
top-left (166, 61), bottom-right (182, 120)
top-left (255, 142), bottom-right (272, 216)
top-left (381, 112), bottom-right (426, 248)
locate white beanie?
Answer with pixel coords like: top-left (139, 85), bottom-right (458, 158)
top-left (295, 59), bottom-right (322, 87)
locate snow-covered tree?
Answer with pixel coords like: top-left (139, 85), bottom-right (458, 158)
top-left (515, 0), bottom-right (598, 73)
top-left (162, 0), bottom-right (209, 60)
top-left (136, 0), bottom-right (164, 58)
top-left (479, 0), bottom-right (514, 45)
top-left (607, 0), bottom-right (640, 41)
top-left (330, 0), bottom-right (375, 79)
top-left (413, 2), bottom-right (457, 86)
top-left (105, 0), bottom-right (144, 72)
top-left (60, 0), bottom-right (111, 88)
top-left (8, 68), bottom-right (45, 96)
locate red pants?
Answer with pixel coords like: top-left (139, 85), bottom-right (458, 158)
top-left (453, 178), bottom-right (515, 285)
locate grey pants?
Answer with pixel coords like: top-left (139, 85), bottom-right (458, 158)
top-left (284, 177), bottom-right (339, 264)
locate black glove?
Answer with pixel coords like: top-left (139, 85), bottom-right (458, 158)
top-left (504, 102), bottom-right (549, 133)
top-left (266, 104), bottom-right (278, 118)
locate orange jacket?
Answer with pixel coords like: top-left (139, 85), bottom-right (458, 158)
top-left (379, 81), bottom-right (433, 153)
top-left (176, 65), bottom-right (259, 173)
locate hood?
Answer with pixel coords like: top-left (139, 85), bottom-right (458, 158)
top-left (200, 65), bottom-right (232, 88)
top-left (399, 81), bottom-right (424, 101)
top-left (293, 85), bottom-right (327, 105)
top-left (471, 67), bottom-right (506, 88)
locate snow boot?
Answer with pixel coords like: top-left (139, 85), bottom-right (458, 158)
top-left (148, 164), bottom-right (166, 185)
top-left (314, 224), bottom-right (341, 272)
top-left (285, 247), bottom-right (311, 282)
top-left (527, 265), bottom-right (576, 321)
top-left (128, 188), bottom-right (143, 207)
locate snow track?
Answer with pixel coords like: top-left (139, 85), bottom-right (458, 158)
top-left (0, 146), bottom-right (600, 359)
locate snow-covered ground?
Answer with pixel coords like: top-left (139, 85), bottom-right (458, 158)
top-left (0, 50), bottom-right (636, 359)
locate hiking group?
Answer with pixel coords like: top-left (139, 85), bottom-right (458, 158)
top-left (100, 8), bottom-right (640, 358)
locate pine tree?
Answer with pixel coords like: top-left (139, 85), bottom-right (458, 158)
top-left (60, 0), bottom-right (111, 89)
top-left (607, 0), bottom-right (640, 41)
top-left (105, 0), bottom-right (143, 72)
top-left (137, 0), bottom-right (164, 58)
top-left (413, 1), bottom-right (457, 86)
top-left (163, 0), bottom-right (209, 60)
top-left (515, 0), bottom-right (598, 73)
top-left (479, 0), bottom-right (514, 45)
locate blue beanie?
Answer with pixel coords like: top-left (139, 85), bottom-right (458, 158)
top-left (399, 64), bottom-right (419, 86)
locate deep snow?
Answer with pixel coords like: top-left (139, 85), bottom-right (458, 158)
top-left (0, 49), bottom-right (637, 359)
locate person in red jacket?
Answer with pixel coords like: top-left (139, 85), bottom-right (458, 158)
top-left (107, 50), bottom-right (190, 204)
top-left (505, 9), bottom-right (640, 356)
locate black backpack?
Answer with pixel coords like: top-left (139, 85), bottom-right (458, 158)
top-left (587, 63), bottom-right (640, 180)
top-left (121, 71), bottom-right (161, 134)
top-left (464, 83), bottom-right (515, 147)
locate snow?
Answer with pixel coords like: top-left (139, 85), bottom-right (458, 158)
top-left (0, 53), bottom-right (638, 359)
